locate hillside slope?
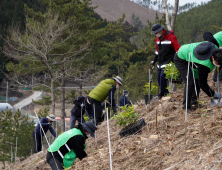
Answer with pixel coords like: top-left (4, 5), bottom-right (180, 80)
top-left (7, 72), bottom-right (222, 170)
top-left (91, 0), bottom-right (162, 25)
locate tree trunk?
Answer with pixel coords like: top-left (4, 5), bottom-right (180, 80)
top-left (170, 0), bottom-right (179, 32)
top-left (162, 0), bottom-right (179, 32)
top-left (162, 0), bottom-right (172, 30)
top-left (61, 65), bottom-right (66, 132)
top-left (51, 79), bottom-right (55, 115)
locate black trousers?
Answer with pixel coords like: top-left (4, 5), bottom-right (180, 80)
top-left (33, 131), bottom-right (42, 153)
top-left (87, 96), bottom-right (102, 125)
top-left (46, 152), bottom-right (64, 170)
top-left (174, 54), bottom-right (200, 109)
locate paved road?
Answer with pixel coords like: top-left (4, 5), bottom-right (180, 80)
top-left (13, 91), bottom-right (42, 110)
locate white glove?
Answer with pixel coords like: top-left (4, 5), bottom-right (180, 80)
top-left (81, 103), bottom-right (85, 107)
top-left (150, 61), bottom-right (155, 65)
top-left (102, 110), bottom-right (106, 115)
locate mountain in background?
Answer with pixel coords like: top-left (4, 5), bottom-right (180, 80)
top-left (175, 0), bottom-right (222, 44)
top-left (91, 0), bottom-right (162, 25)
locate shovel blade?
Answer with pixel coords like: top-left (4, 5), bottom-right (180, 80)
top-left (211, 98), bottom-right (218, 107)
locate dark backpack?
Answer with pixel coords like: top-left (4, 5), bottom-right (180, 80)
top-left (70, 105), bottom-right (81, 117)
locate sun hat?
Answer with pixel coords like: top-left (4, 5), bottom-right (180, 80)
top-left (81, 121), bottom-right (97, 137)
top-left (47, 114), bottom-right (57, 121)
top-left (194, 42), bottom-right (215, 60)
top-left (112, 76), bottom-right (122, 85)
top-left (151, 23), bottom-right (164, 35)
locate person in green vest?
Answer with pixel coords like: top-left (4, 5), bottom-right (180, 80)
top-left (46, 121), bottom-right (97, 170)
top-left (203, 31), bottom-right (222, 87)
top-left (87, 76), bottom-right (122, 125)
top-left (174, 41), bottom-right (222, 111)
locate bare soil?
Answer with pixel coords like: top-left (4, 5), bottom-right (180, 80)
top-left (6, 72), bottom-right (222, 170)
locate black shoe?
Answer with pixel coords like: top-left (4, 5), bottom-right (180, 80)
top-left (191, 99), bottom-right (198, 105)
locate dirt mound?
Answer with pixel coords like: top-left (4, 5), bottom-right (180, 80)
top-left (7, 73), bottom-right (222, 170)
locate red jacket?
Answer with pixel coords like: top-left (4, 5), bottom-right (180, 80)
top-left (154, 29), bottom-right (180, 68)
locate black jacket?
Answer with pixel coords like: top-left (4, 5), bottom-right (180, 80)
top-left (71, 96), bottom-right (93, 118)
top-left (154, 29), bottom-right (180, 69)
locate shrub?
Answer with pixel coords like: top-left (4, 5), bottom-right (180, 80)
top-left (112, 105), bottom-right (140, 129)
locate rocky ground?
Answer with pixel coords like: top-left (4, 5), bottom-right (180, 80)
top-left (5, 73), bottom-right (222, 170)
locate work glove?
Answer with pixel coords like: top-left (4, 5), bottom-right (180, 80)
top-left (102, 110), bottom-right (106, 115)
top-left (48, 122), bottom-right (52, 127)
top-left (80, 103), bottom-right (85, 107)
top-left (150, 61), bottom-right (155, 66)
top-left (214, 92), bottom-right (221, 99)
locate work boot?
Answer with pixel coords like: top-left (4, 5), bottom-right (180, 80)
top-left (191, 98), bottom-right (198, 105)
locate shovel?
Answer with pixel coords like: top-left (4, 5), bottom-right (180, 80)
top-left (211, 67), bottom-right (222, 106)
top-left (148, 65), bottom-right (155, 104)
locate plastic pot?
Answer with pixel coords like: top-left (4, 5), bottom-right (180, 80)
top-left (119, 118), bottom-right (146, 137)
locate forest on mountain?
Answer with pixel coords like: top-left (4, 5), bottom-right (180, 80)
top-left (175, 0), bottom-right (222, 44)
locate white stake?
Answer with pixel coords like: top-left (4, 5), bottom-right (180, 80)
top-left (185, 54), bottom-right (191, 144)
top-left (93, 104), bottom-right (97, 149)
top-left (81, 105), bottom-right (83, 123)
top-left (111, 91), bottom-right (112, 118)
top-left (171, 65), bottom-right (175, 92)
top-left (107, 108), bottom-right (113, 170)
top-left (149, 69), bottom-right (151, 104)
top-left (191, 53), bottom-right (198, 99)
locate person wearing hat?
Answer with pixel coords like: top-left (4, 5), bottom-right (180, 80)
top-left (203, 31), bottom-right (222, 87)
top-left (174, 41), bottom-right (222, 111)
top-left (150, 23), bottom-right (180, 99)
top-left (33, 114), bottom-right (57, 153)
top-left (87, 76), bottom-right (122, 125)
top-left (70, 96), bottom-right (93, 129)
top-left (120, 90), bottom-right (132, 107)
top-left (46, 121), bottom-right (97, 170)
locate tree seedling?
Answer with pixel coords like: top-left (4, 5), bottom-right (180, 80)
top-left (112, 105), bottom-right (140, 129)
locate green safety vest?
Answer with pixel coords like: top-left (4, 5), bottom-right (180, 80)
top-left (177, 42), bottom-right (216, 79)
top-left (47, 128), bottom-right (86, 169)
top-left (89, 79), bottom-right (116, 102)
top-left (214, 31), bottom-right (222, 47)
